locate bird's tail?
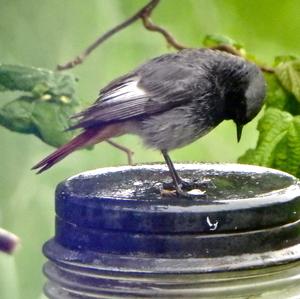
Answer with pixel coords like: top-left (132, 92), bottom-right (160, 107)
top-left (32, 124), bottom-right (123, 174)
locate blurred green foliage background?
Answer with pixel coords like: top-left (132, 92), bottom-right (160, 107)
top-left (0, 1), bottom-right (299, 298)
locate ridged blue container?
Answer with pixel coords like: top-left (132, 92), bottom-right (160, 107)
top-left (43, 163), bottom-right (300, 298)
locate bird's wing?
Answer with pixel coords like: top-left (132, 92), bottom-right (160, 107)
top-left (70, 53), bottom-right (205, 130)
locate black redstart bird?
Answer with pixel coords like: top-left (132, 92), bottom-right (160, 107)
top-left (32, 48), bottom-right (266, 196)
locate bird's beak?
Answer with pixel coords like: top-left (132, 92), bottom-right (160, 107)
top-left (236, 123), bottom-right (244, 143)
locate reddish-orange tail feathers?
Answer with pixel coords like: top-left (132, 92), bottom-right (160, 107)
top-left (32, 123), bottom-right (126, 174)
top-left (32, 128), bottom-right (101, 174)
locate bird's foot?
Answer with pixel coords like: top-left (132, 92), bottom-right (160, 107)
top-left (161, 186), bottom-right (205, 198)
top-left (162, 178), bottom-right (213, 198)
top-left (162, 178), bottom-right (214, 191)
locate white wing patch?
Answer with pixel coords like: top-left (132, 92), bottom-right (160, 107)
top-left (101, 79), bottom-right (147, 104)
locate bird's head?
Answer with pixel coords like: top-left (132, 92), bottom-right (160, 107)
top-left (223, 62), bottom-right (266, 142)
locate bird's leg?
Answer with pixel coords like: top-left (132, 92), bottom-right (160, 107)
top-left (106, 140), bottom-right (134, 165)
top-left (161, 150), bottom-right (191, 196)
top-left (161, 150), bottom-right (181, 184)
top-left (161, 150), bottom-right (209, 197)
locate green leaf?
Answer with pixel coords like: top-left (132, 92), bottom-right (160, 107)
top-left (271, 116), bottom-right (300, 177)
top-left (31, 100), bottom-right (75, 147)
top-left (0, 96), bottom-right (36, 134)
top-left (284, 116), bottom-right (300, 176)
top-left (264, 72), bottom-right (300, 114)
top-left (264, 73), bottom-right (289, 110)
top-left (0, 64), bottom-right (77, 100)
top-left (0, 96), bottom-right (77, 148)
top-left (274, 55), bottom-right (297, 66)
top-left (0, 64), bottom-right (81, 148)
top-left (275, 60), bottom-right (300, 102)
top-left (239, 108), bottom-right (300, 177)
top-left (202, 34), bottom-right (244, 49)
top-left (239, 108), bottom-right (293, 166)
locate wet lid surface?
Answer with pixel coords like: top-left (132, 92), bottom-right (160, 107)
top-left (56, 163), bottom-right (300, 234)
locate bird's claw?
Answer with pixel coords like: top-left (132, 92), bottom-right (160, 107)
top-left (162, 179), bottom-right (208, 198)
top-left (163, 177), bottom-right (214, 189)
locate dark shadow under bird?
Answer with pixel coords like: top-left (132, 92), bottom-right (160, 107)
top-left (32, 48), bottom-right (266, 196)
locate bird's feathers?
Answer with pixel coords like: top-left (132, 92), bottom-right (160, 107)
top-left (32, 123), bottom-right (126, 173)
top-left (32, 129), bottom-right (100, 173)
top-left (69, 51), bottom-right (211, 130)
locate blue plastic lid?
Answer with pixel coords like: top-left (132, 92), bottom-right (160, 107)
top-left (54, 163), bottom-right (300, 258)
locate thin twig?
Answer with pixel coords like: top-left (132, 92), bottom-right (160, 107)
top-left (141, 12), bottom-right (187, 50)
top-left (211, 44), bottom-right (242, 56)
top-left (211, 44), bottom-right (274, 73)
top-left (57, 0), bottom-right (273, 74)
top-left (259, 65), bottom-right (275, 73)
top-left (0, 228), bottom-right (20, 254)
top-left (57, 0), bottom-right (160, 71)
top-left (106, 140), bottom-right (134, 165)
